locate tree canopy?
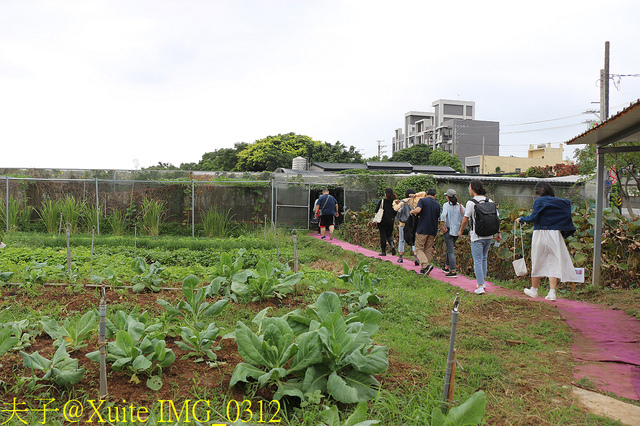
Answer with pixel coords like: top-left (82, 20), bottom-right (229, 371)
top-left (428, 149), bottom-right (463, 172)
top-left (390, 144), bottom-right (432, 164)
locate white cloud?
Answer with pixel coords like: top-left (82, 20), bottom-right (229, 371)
top-left (1, 0), bottom-right (639, 168)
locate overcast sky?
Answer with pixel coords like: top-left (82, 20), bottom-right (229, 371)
top-left (2, 0), bottom-right (640, 170)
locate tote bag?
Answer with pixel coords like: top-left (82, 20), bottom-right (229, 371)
top-left (512, 222), bottom-right (528, 276)
top-left (372, 199), bottom-right (384, 223)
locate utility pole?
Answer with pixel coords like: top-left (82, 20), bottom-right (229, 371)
top-left (377, 140), bottom-right (386, 160)
top-left (593, 41), bottom-right (610, 288)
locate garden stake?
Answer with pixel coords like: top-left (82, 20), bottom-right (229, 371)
top-left (441, 293), bottom-right (460, 412)
top-left (276, 231), bottom-right (280, 261)
top-left (4, 176), bottom-right (8, 233)
top-left (447, 349), bottom-right (457, 403)
top-left (99, 284), bottom-right (108, 398)
top-left (65, 222), bottom-right (71, 272)
top-left (292, 229), bottom-right (299, 274)
top-left (58, 212), bottom-right (64, 237)
top-left (90, 226), bottom-right (95, 277)
top-left (264, 214), bottom-right (268, 241)
top-left (134, 224), bottom-right (137, 257)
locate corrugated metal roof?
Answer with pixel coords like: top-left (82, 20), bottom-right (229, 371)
top-left (365, 161), bottom-right (413, 170)
top-left (310, 162), bottom-right (367, 171)
top-left (566, 99), bottom-right (640, 146)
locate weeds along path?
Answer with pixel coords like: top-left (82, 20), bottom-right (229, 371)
top-left (310, 233), bottom-right (640, 402)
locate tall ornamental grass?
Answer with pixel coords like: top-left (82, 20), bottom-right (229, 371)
top-left (1, 197), bottom-right (32, 231)
top-left (82, 204), bottom-right (101, 233)
top-left (140, 198), bottom-right (165, 236)
top-left (202, 206), bottom-right (235, 238)
top-left (107, 209), bottom-right (127, 236)
top-left (60, 196), bottom-right (84, 233)
top-left (38, 199), bottom-right (62, 235)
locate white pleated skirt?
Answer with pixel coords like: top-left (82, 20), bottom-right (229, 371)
top-left (531, 230), bottom-right (580, 282)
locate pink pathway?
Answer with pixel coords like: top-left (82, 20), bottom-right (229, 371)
top-left (311, 233), bottom-right (640, 401)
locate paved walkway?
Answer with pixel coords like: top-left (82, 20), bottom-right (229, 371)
top-left (311, 233), bottom-right (640, 401)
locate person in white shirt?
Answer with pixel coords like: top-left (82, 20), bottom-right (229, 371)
top-left (458, 180), bottom-right (502, 294)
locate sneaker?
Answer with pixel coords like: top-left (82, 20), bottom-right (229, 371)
top-left (414, 258), bottom-right (420, 266)
top-left (379, 252), bottom-right (386, 256)
top-left (397, 258), bottom-right (403, 263)
top-left (320, 236), bottom-right (326, 240)
top-left (391, 247), bottom-right (396, 256)
top-left (419, 267), bottom-right (427, 275)
top-left (524, 288), bottom-right (538, 298)
top-left (422, 265), bottom-right (434, 276)
top-left (445, 271), bottom-right (457, 278)
top-left (545, 292), bottom-right (557, 301)
top-left (474, 286), bottom-right (485, 295)
top-left (443, 266), bottom-right (450, 273)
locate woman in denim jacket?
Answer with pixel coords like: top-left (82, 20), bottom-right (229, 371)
top-left (516, 182), bottom-right (578, 301)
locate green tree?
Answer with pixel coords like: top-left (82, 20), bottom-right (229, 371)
top-left (428, 149), bottom-right (463, 172)
top-left (305, 141), bottom-right (364, 164)
top-left (235, 133), bottom-right (319, 171)
top-left (390, 144), bottom-right (432, 164)
top-left (188, 142), bottom-right (249, 171)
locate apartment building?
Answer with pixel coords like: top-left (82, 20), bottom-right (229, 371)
top-left (392, 99), bottom-right (499, 166)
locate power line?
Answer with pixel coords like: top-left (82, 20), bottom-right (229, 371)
top-left (500, 123), bottom-right (584, 135)
top-left (501, 113), bottom-right (584, 127)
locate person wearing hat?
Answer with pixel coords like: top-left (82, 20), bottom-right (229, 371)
top-left (440, 188), bottom-right (464, 278)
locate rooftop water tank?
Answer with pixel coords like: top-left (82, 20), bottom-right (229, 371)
top-left (292, 156), bottom-right (307, 171)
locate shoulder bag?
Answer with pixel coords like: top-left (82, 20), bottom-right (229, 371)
top-left (512, 222), bottom-right (528, 276)
top-left (372, 199), bottom-right (384, 223)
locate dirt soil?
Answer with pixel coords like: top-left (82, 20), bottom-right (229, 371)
top-left (0, 281), bottom-right (597, 425)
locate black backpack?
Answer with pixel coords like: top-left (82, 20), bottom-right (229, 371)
top-left (470, 197), bottom-right (500, 236)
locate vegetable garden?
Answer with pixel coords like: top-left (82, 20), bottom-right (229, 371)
top-left (1, 173), bottom-right (638, 424)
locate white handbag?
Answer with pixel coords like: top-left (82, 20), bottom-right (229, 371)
top-left (372, 199), bottom-right (384, 223)
top-left (512, 222), bottom-right (528, 276)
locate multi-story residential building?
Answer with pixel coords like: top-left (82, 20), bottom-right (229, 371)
top-left (392, 99), bottom-right (499, 167)
top-left (464, 143), bottom-right (573, 174)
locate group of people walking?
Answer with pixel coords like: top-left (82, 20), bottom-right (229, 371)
top-left (371, 179), bottom-right (577, 299)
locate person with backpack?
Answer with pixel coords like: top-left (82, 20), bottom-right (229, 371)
top-left (458, 179), bottom-right (502, 294)
top-left (516, 181), bottom-right (578, 301)
top-left (440, 189), bottom-right (464, 278)
top-left (393, 188), bottom-right (420, 265)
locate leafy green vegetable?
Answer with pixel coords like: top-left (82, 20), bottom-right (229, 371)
top-left (40, 310), bottom-right (98, 351)
top-left (130, 257), bottom-right (166, 292)
top-left (231, 258), bottom-right (303, 302)
top-left (175, 322), bottom-right (222, 362)
top-left (321, 400), bottom-right (380, 426)
top-left (431, 391), bottom-right (486, 426)
top-left (157, 275), bottom-right (228, 331)
top-left (21, 343), bottom-right (85, 386)
top-left (87, 328), bottom-right (175, 390)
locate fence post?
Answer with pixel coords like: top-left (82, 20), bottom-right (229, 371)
top-left (65, 223), bottom-right (72, 273)
top-left (90, 227), bottom-right (95, 277)
top-left (292, 229), bottom-right (299, 273)
top-left (95, 178), bottom-right (100, 235)
top-left (99, 285), bottom-right (108, 398)
top-left (5, 176), bottom-right (8, 233)
top-left (441, 294), bottom-right (460, 412)
top-left (191, 180), bottom-right (195, 238)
